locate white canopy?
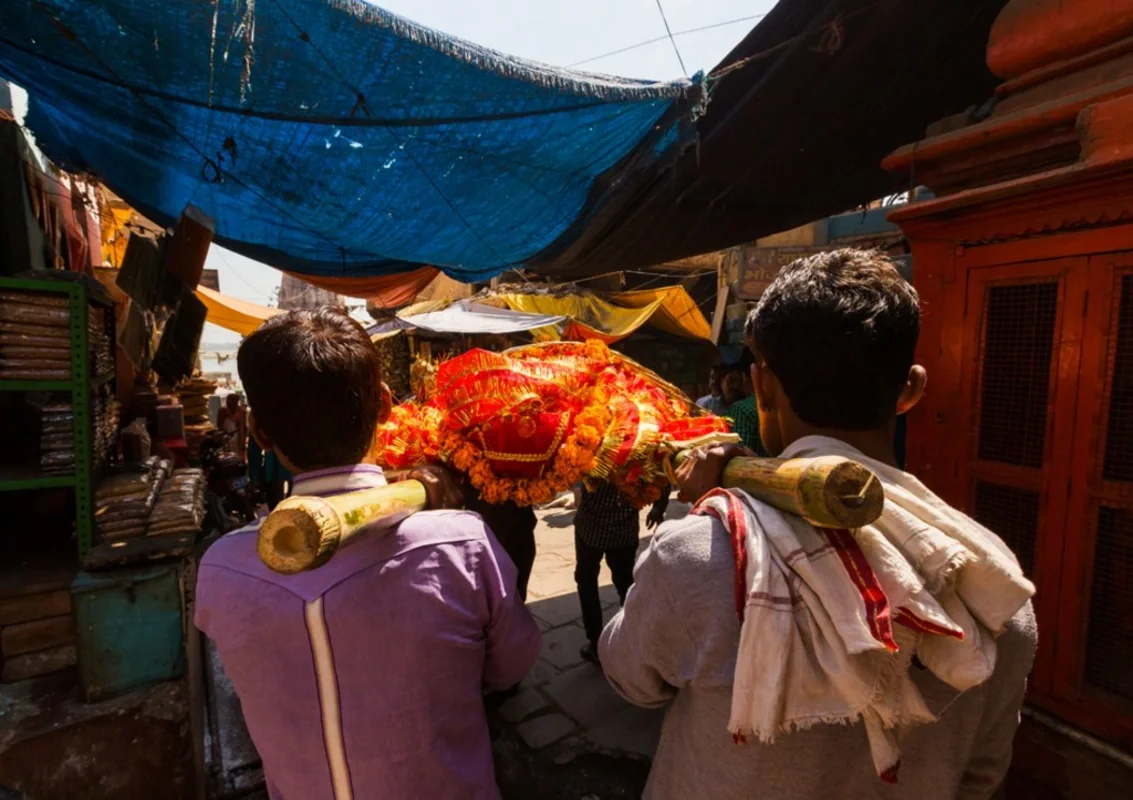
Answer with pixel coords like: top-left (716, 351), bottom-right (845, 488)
top-left (396, 301), bottom-right (565, 335)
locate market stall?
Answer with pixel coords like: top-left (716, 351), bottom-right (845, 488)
top-left (0, 120), bottom-right (219, 796)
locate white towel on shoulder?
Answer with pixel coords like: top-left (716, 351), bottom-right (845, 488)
top-left (692, 435), bottom-right (1035, 782)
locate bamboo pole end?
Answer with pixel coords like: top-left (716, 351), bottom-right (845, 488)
top-left (257, 497), bottom-right (342, 574)
top-left (812, 457), bottom-right (885, 529)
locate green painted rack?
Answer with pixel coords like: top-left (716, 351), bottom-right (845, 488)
top-left (0, 275), bottom-right (116, 558)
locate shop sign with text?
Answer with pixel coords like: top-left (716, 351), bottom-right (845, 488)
top-left (736, 246), bottom-right (824, 299)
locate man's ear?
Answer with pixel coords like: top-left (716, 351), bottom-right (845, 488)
top-left (248, 410), bottom-right (273, 451)
top-left (896, 365), bottom-right (927, 415)
top-left (378, 382), bottom-right (393, 425)
top-left (751, 360), bottom-right (777, 414)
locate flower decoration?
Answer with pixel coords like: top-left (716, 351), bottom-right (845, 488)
top-left (371, 340), bottom-right (733, 507)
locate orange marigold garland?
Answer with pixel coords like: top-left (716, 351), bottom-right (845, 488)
top-left (438, 402), bottom-right (611, 506)
top-left (370, 403), bottom-right (442, 469)
top-left (371, 340), bottom-right (733, 507)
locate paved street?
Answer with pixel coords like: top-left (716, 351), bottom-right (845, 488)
top-left (492, 497), bottom-right (691, 770)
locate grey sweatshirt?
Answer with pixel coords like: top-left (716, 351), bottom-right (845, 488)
top-left (600, 513), bottom-right (1037, 800)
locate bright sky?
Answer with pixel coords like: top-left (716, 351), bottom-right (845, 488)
top-left (202, 0), bottom-right (778, 344)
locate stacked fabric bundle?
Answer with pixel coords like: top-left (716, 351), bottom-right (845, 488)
top-left (88, 306), bottom-right (113, 377)
top-left (176, 377), bottom-right (217, 460)
top-left (39, 402), bottom-right (76, 475)
top-left (183, 422), bottom-right (212, 462)
top-left (0, 291), bottom-right (73, 381)
top-left (92, 391), bottom-right (121, 472)
top-left (39, 393), bottom-right (121, 477)
top-left (147, 468), bottom-right (205, 536)
top-left (92, 457), bottom-right (171, 541)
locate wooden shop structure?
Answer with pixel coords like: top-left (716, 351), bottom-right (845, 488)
top-left (884, 0), bottom-right (1133, 783)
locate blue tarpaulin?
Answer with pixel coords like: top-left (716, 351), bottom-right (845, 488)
top-left (0, 0), bottom-right (702, 281)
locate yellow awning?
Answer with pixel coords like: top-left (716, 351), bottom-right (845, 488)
top-left (195, 284), bottom-right (282, 337)
top-left (370, 329), bottom-right (403, 343)
top-left (492, 285), bottom-right (711, 343)
top-left (396, 298), bottom-right (454, 319)
top-left (495, 293), bottom-right (658, 343)
top-left (606, 287), bottom-right (713, 341)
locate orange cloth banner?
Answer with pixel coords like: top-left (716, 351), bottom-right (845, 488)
top-left (284, 267), bottom-right (438, 306)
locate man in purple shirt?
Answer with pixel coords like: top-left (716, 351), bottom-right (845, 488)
top-left (195, 308), bottom-right (542, 800)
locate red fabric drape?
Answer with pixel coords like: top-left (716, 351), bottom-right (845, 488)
top-left (284, 267), bottom-right (439, 306)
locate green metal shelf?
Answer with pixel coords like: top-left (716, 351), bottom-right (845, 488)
top-left (0, 275), bottom-right (116, 559)
top-left (0, 275), bottom-right (114, 307)
top-left (0, 371), bottom-right (117, 393)
top-left (0, 379), bottom-right (72, 391)
top-left (0, 467), bottom-right (77, 492)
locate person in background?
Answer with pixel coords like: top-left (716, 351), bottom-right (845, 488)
top-left (695, 366), bottom-right (725, 414)
top-left (246, 433), bottom-right (268, 511)
top-left (574, 481), bottom-right (668, 666)
top-left (718, 370), bottom-right (747, 416)
top-left (195, 309), bottom-right (541, 799)
top-left (726, 385), bottom-right (767, 456)
top-left (599, 249), bottom-right (1037, 799)
top-left (248, 425), bottom-right (293, 512)
top-left (261, 447), bottom-right (292, 510)
top-left (465, 491), bottom-right (538, 602)
top-left (217, 393), bottom-right (247, 460)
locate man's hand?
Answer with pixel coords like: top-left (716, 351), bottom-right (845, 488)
top-left (388, 463), bottom-right (465, 510)
top-left (645, 505), bottom-right (666, 530)
top-left (675, 443), bottom-right (755, 505)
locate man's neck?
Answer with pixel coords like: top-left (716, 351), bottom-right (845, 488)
top-left (282, 451), bottom-right (379, 476)
top-left (783, 425), bottom-right (899, 468)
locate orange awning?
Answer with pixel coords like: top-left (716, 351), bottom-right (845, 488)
top-left (195, 284), bottom-right (282, 336)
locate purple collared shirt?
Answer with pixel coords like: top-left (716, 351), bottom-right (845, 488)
top-left (195, 464), bottom-right (542, 800)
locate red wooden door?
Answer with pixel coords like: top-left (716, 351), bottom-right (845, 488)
top-left (1048, 252), bottom-right (1133, 750)
top-left (959, 259), bottom-right (1088, 697)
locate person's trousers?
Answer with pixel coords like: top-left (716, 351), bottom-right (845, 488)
top-left (495, 525), bottom-right (537, 603)
top-left (574, 532), bottom-right (637, 645)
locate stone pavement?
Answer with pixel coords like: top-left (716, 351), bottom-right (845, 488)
top-left (493, 499), bottom-right (691, 768)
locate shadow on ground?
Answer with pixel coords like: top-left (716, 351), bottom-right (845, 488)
top-left (541, 510), bottom-right (576, 529)
top-left (483, 547), bottom-right (670, 800)
top-left (493, 724), bottom-right (650, 800)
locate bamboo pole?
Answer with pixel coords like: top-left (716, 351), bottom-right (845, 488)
top-left (719, 455), bottom-right (883, 529)
top-left (257, 455), bottom-right (883, 574)
top-left (257, 481), bottom-right (427, 574)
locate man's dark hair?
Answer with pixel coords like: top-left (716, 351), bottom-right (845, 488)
top-left (744, 248), bottom-right (919, 430)
top-left (237, 308), bottom-right (383, 470)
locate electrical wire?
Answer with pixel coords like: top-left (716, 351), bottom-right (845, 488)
top-left (568, 15), bottom-right (767, 68)
top-left (214, 249), bottom-right (278, 303)
top-left (709, 5), bottom-right (877, 81)
top-left (652, 0), bottom-right (688, 77)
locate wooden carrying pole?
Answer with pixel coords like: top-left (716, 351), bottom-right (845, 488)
top-left (257, 455), bottom-right (884, 574)
top-left (718, 455), bottom-right (883, 529)
top-left (257, 481), bottom-right (427, 574)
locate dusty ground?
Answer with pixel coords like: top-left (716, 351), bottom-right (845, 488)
top-left (489, 499), bottom-right (690, 799)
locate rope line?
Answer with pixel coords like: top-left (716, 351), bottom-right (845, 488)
top-left (652, 0), bottom-right (688, 77)
top-left (568, 15), bottom-right (767, 68)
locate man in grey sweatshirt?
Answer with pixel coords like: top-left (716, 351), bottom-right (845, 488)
top-left (600, 249), bottom-right (1037, 799)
